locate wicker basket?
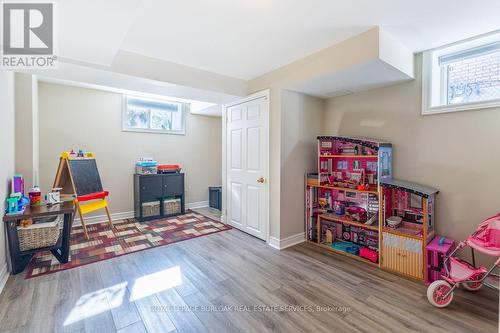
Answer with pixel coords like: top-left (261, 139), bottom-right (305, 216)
top-left (164, 198), bottom-right (181, 215)
top-left (17, 216), bottom-right (61, 251)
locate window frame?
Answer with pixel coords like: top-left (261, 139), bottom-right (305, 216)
top-left (422, 30), bottom-right (500, 115)
top-left (122, 95), bottom-right (187, 135)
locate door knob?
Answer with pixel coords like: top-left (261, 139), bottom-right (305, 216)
top-left (257, 176), bottom-right (265, 183)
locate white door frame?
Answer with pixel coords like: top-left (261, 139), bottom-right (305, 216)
top-left (222, 89), bottom-right (270, 243)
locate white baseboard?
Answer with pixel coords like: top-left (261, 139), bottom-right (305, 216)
top-left (0, 262), bottom-right (9, 296)
top-left (74, 211), bottom-right (134, 226)
top-left (74, 201), bottom-right (210, 226)
top-left (186, 201), bottom-right (209, 209)
top-left (268, 232), bottom-right (306, 250)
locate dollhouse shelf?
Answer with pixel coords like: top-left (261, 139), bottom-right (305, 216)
top-left (314, 242), bottom-right (379, 267)
top-left (320, 213), bottom-right (379, 231)
top-left (317, 185), bottom-right (378, 195)
top-left (382, 227), bottom-right (425, 240)
top-left (320, 155), bottom-right (377, 159)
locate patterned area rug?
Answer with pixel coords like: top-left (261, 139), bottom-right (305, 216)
top-left (25, 212), bottom-right (230, 279)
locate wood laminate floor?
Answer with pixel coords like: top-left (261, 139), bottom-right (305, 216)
top-left (0, 229), bottom-right (498, 333)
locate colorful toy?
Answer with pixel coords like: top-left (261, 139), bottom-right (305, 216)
top-left (346, 246), bottom-right (360, 255)
top-left (333, 200), bottom-right (345, 215)
top-left (53, 151), bottom-right (113, 239)
top-left (381, 179), bottom-right (438, 281)
top-left (426, 236), bottom-right (455, 284)
top-left (157, 164), bottom-right (182, 174)
top-left (6, 196), bottom-right (19, 214)
top-left (360, 247), bottom-right (378, 263)
top-left (346, 206), bottom-right (367, 222)
top-left (13, 174), bottom-right (24, 195)
top-left (28, 186), bottom-right (42, 206)
top-left (427, 214), bottom-right (500, 307)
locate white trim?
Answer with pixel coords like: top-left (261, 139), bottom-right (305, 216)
top-left (268, 233), bottom-right (306, 250)
top-left (422, 98), bottom-right (500, 115)
top-left (422, 30), bottom-right (500, 115)
top-left (73, 210), bottom-right (134, 226)
top-left (0, 262), bottom-right (9, 296)
top-left (222, 89), bottom-right (270, 243)
top-left (185, 201), bottom-right (209, 209)
top-left (73, 202), bottom-right (210, 226)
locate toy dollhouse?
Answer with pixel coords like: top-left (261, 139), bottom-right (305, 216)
top-left (380, 179), bottom-right (439, 281)
top-left (305, 135), bottom-right (439, 281)
top-left (306, 136), bottom-right (392, 266)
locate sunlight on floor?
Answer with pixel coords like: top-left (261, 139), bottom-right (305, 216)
top-left (63, 265), bottom-right (182, 326)
top-left (64, 282), bottom-right (127, 326)
top-left (130, 265), bottom-right (182, 301)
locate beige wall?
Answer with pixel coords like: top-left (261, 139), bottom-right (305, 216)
top-left (281, 90), bottom-right (324, 238)
top-left (0, 70), bottom-right (16, 278)
top-left (38, 82), bottom-right (222, 215)
top-left (247, 28), bottom-right (381, 240)
top-left (324, 53), bottom-right (500, 264)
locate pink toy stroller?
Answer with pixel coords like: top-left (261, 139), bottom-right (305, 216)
top-left (427, 214), bottom-right (500, 307)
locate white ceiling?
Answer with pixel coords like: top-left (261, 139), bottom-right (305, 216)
top-left (288, 59), bottom-right (413, 99)
top-left (118, 0), bottom-right (500, 80)
top-left (57, 0), bottom-right (500, 80)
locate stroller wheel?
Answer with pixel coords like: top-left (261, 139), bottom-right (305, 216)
top-left (427, 280), bottom-right (454, 307)
top-left (462, 281), bottom-right (483, 291)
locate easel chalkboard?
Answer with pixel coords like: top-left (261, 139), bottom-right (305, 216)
top-left (68, 159), bottom-right (103, 196)
top-left (53, 151), bottom-right (103, 197)
top-left (53, 151), bottom-right (113, 239)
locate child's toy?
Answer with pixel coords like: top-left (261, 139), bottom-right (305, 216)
top-left (157, 164), bottom-right (182, 174)
top-left (13, 174), bottom-right (24, 195)
top-left (346, 246), bottom-right (360, 255)
top-left (357, 184), bottom-right (370, 191)
top-left (360, 247), bottom-right (378, 263)
top-left (332, 241), bottom-right (351, 252)
top-left (346, 206), bottom-right (367, 222)
top-left (333, 200), bottom-right (345, 215)
top-left (332, 241), bottom-right (361, 254)
top-left (381, 179), bottom-right (438, 281)
top-left (28, 186), bottom-right (42, 206)
top-left (426, 236), bottom-right (454, 284)
top-left (427, 214), bottom-right (500, 307)
top-left (53, 151), bottom-right (113, 239)
top-left (321, 222), bottom-right (336, 244)
top-left (44, 188), bottom-right (62, 205)
top-left (386, 215), bottom-right (402, 228)
top-left (318, 197), bottom-right (328, 210)
top-left (6, 196), bottom-right (20, 214)
top-left (19, 218), bottom-right (33, 228)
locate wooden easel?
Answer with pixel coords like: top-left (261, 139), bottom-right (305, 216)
top-left (53, 151), bottom-right (113, 239)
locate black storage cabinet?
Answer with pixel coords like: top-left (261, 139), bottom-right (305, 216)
top-left (134, 173), bottom-right (185, 222)
top-left (209, 186), bottom-right (222, 210)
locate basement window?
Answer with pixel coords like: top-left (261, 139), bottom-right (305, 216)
top-left (422, 31), bottom-right (500, 115)
top-left (123, 96), bottom-right (186, 134)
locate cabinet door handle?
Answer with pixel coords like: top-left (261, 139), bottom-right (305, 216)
top-left (142, 186), bottom-right (146, 190)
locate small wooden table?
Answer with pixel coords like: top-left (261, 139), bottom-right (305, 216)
top-left (2, 201), bottom-right (74, 274)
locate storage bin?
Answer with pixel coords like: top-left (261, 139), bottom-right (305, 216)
top-left (17, 216), bottom-right (61, 251)
top-left (136, 165), bottom-right (158, 175)
top-left (164, 198), bottom-right (181, 215)
top-left (142, 201), bottom-right (160, 217)
top-left (209, 186), bottom-right (222, 210)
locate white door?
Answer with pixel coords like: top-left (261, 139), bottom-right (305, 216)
top-left (225, 94), bottom-right (268, 240)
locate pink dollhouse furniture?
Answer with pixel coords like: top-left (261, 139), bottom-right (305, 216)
top-left (426, 236), bottom-right (455, 284)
